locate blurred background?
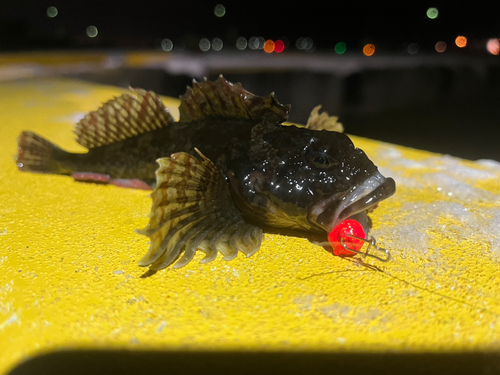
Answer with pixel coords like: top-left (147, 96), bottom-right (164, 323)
top-left (1, 0), bottom-right (499, 161)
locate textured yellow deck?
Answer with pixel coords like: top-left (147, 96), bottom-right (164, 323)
top-left (1, 77), bottom-right (500, 373)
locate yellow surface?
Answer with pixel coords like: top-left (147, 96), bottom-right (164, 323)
top-left (1, 77), bottom-right (500, 373)
top-left (0, 52), bottom-right (108, 66)
top-left (0, 51), bottom-right (172, 82)
top-left (0, 51), bottom-right (170, 67)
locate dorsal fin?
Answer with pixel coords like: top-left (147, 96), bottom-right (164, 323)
top-left (179, 75), bottom-right (290, 124)
top-left (305, 105), bottom-right (344, 133)
top-left (75, 88), bottom-right (175, 149)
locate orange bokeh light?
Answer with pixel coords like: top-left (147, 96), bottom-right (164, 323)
top-left (487, 38), bottom-right (500, 55)
top-left (363, 44), bottom-right (375, 56)
top-left (264, 39), bottom-right (275, 53)
top-left (455, 36), bottom-right (467, 48)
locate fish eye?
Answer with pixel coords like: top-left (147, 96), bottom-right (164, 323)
top-left (314, 156), bottom-right (329, 167)
top-left (310, 153), bottom-right (337, 169)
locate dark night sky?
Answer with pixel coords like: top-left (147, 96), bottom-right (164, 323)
top-left (0, 0), bottom-right (499, 51)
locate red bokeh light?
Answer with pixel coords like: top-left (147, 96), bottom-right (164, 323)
top-left (274, 40), bottom-right (285, 53)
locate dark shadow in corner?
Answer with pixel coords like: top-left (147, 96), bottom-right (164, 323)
top-left (7, 349), bottom-right (500, 375)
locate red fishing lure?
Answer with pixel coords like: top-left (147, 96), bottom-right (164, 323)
top-left (328, 220), bottom-right (391, 262)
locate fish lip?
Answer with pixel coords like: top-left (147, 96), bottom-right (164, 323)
top-left (308, 173), bottom-right (396, 233)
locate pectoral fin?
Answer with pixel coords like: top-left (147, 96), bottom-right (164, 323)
top-left (305, 105), bottom-right (344, 132)
top-left (137, 149), bottom-right (263, 270)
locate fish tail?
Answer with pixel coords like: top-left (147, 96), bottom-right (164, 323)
top-left (15, 131), bottom-right (68, 174)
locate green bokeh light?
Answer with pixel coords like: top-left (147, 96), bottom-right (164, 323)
top-left (214, 4), bottom-right (226, 17)
top-left (426, 7), bottom-right (439, 19)
top-left (335, 42), bottom-right (347, 55)
top-left (86, 26), bottom-right (98, 38)
top-left (46, 6), bottom-right (58, 18)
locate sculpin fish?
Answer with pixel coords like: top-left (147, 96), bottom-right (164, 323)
top-left (16, 76), bottom-right (396, 270)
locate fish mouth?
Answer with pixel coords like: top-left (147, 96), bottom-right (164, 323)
top-left (308, 172), bottom-right (396, 233)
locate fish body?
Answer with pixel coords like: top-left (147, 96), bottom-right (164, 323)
top-left (32, 118), bottom-right (257, 185)
top-left (16, 76), bottom-right (395, 270)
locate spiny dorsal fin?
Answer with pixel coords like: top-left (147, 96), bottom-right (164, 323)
top-left (75, 88), bottom-right (175, 149)
top-left (179, 75), bottom-right (290, 124)
top-left (305, 105), bottom-right (344, 133)
top-left (137, 149), bottom-right (263, 270)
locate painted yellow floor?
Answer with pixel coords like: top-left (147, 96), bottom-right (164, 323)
top-left (0, 51), bottom-right (172, 81)
top-left (1, 77), bottom-right (500, 374)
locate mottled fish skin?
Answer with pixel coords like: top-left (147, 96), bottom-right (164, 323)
top-left (227, 123), bottom-right (381, 233)
top-left (55, 119), bottom-right (259, 185)
top-left (15, 76), bottom-right (395, 270)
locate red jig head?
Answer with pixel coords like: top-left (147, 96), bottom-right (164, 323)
top-left (328, 219), bottom-right (391, 262)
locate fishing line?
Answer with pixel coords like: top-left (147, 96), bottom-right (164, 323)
top-left (309, 219), bottom-right (500, 317)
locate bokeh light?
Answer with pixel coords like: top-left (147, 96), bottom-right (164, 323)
top-left (296, 37), bottom-right (313, 51)
top-left (486, 38), bottom-right (500, 55)
top-left (304, 38), bottom-right (313, 51)
top-left (199, 38), bottom-right (210, 51)
top-left (455, 36), bottom-right (467, 48)
top-left (248, 37), bottom-right (259, 50)
top-left (426, 7), bottom-right (439, 19)
top-left (248, 36), bottom-right (265, 50)
top-left (161, 38), bottom-right (173, 51)
top-left (212, 38), bottom-right (223, 51)
top-left (363, 44), bottom-right (375, 56)
top-left (214, 4), bottom-right (226, 17)
top-left (296, 37), bottom-right (306, 50)
top-left (334, 42), bottom-right (347, 54)
top-left (264, 39), bottom-right (275, 53)
top-left (407, 43), bottom-right (419, 54)
top-left (236, 37), bottom-right (247, 50)
top-left (280, 37), bottom-right (289, 49)
top-left (274, 40), bottom-right (285, 53)
top-left (46, 6), bottom-right (58, 18)
top-left (86, 26), bottom-right (98, 38)
top-left (257, 37), bottom-right (265, 49)
top-left (435, 41), bottom-right (447, 52)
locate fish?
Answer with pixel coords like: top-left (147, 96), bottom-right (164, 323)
top-left (15, 76), bottom-right (396, 270)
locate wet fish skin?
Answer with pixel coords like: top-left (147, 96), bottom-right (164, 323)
top-left (15, 76), bottom-right (395, 269)
top-left (226, 122), bottom-right (382, 233)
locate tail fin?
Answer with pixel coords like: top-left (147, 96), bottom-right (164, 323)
top-left (16, 131), bottom-right (64, 173)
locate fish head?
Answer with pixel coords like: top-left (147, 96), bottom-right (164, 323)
top-left (231, 124), bottom-right (395, 235)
